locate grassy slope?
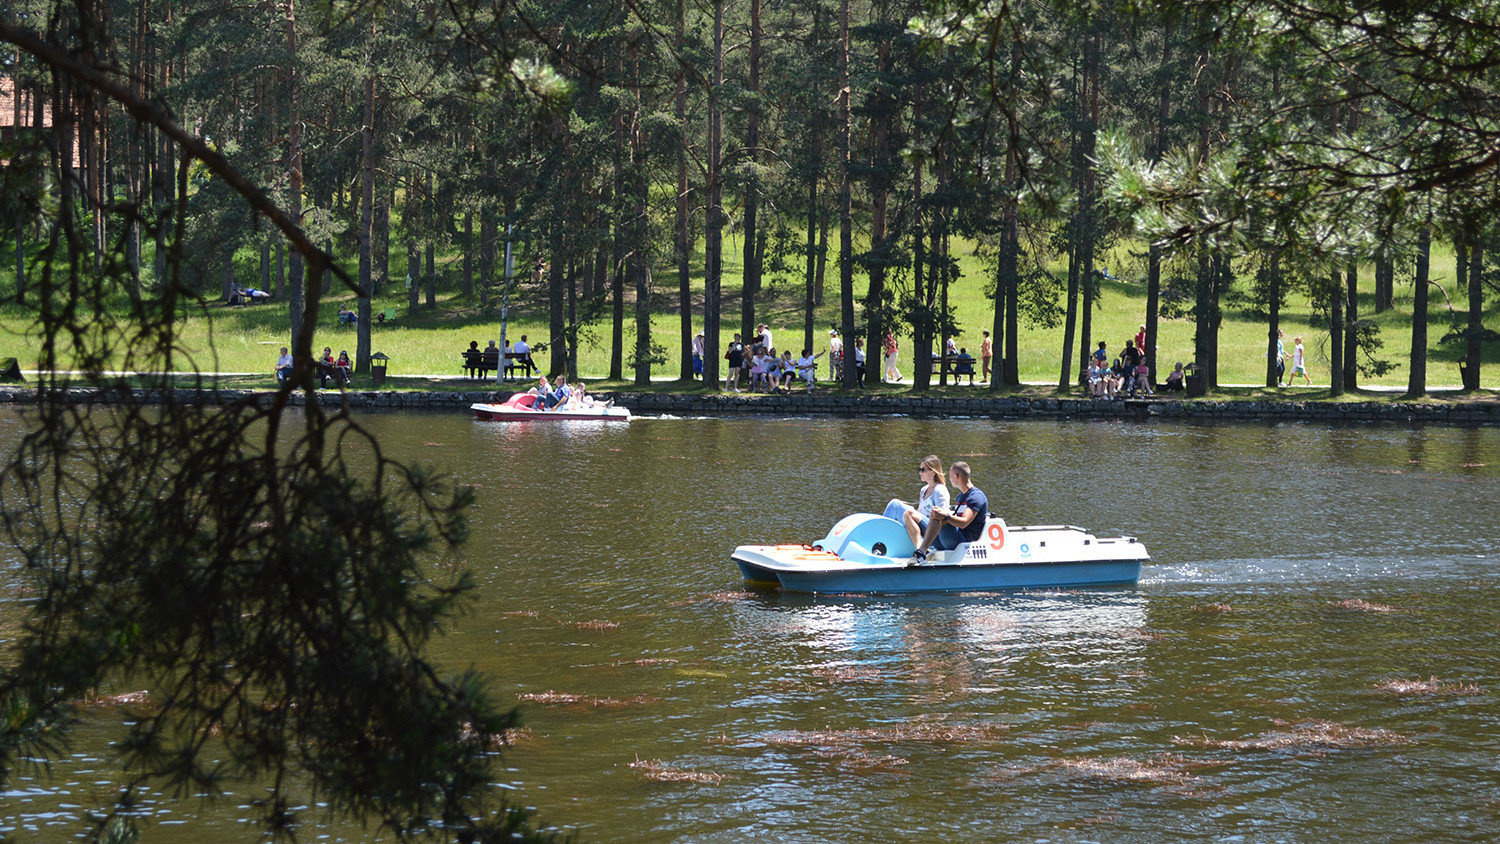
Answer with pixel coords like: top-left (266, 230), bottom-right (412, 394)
top-left (0, 233), bottom-right (1493, 392)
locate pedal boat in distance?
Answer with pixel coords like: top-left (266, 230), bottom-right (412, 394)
top-left (471, 392), bottom-right (632, 422)
top-left (732, 512), bottom-right (1147, 594)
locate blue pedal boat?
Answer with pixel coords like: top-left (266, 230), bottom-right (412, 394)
top-left (732, 513), bottom-right (1148, 594)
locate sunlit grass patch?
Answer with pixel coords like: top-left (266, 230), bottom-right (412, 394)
top-left (517, 690), bottom-right (656, 708)
top-left (1173, 719), bottom-right (1414, 753)
top-left (626, 758), bottom-right (728, 784)
top-left (1374, 677), bottom-right (1484, 697)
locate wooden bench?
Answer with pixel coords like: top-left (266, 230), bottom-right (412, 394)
top-left (461, 349), bottom-right (502, 378)
top-left (935, 354), bottom-right (977, 384)
top-left (461, 350), bottom-right (542, 380)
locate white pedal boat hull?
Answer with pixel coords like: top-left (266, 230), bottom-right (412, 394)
top-left (733, 513), bottom-right (1147, 594)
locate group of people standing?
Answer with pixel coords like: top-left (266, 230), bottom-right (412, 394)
top-left (1088, 336), bottom-right (1153, 399)
top-left (719, 325), bottom-right (828, 393)
top-left (882, 455), bottom-right (989, 566)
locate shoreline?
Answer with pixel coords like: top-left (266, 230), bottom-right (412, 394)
top-left (1, 385), bottom-right (1496, 425)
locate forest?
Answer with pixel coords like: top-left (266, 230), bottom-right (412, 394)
top-left (2, 2), bottom-right (1499, 841)
top-left (4, 0), bottom-right (1498, 394)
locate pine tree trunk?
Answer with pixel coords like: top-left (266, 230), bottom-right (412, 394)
top-left (1464, 243), bottom-right (1483, 390)
top-left (1265, 251), bottom-right (1282, 387)
top-left (357, 28), bottom-right (375, 373)
top-left (804, 133), bottom-right (818, 355)
top-left (1407, 229), bottom-right (1430, 397)
top-left (284, 0), bottom-right (306, 339)
top-left (675, 0), bottom-right (693, 381)
top-left (1343, 262), bottom-right (1358, 390)
top-left (1329, 268), bottom-right (1345, 397)
top-left (703, 0), bottom-right (725, 387)
top-left (740, 0), bottom-right (762, 347)
top-left (423, 170), bottom-right (435, 309)
top-left (837, 0), bottom-right (855, 388)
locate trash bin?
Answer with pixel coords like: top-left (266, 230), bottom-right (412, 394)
top-left (371, 351), bottom-right (389, 388)
top-left (1185, 373), bottom-right (1206, 398)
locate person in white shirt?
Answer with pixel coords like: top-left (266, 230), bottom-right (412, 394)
top-left (797, 347), bottom-right (827, 392)
top-left (512, 335), bottom-right (534, 376)
top-left (828, 329), bottom-right (843, 380)
top-left (275, 347), bottom-right (293, 383)
top-left (881, 455), bottom-right (952, 549)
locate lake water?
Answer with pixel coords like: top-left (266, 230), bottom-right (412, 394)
top-left (4, 410), bottom-right (1498, 842)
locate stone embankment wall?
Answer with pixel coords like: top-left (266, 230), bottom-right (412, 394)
top-left (0, 385), bottom-right (1496, 424)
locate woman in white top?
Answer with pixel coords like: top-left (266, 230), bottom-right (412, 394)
top-left (883, 455), bottom-right (950, 549)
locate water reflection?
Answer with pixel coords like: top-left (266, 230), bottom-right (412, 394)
top-left (2, 411), bottom-right (1498, 843)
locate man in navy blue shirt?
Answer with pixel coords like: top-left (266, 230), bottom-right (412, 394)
top-left (910, 461), bottom-right (988, 566)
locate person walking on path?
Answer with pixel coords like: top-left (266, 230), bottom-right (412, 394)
top-left (883, 330), bottom-right (902, 383)
top-left (1288, 336), bottom-right (1311, 386)
top-left (1273, 329), bottom-right (1288, 386)
top-left (980, 330), bottom-right (993, 381)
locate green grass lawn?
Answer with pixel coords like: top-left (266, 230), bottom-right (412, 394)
top-left (0, 233), bottom-right (1493, 392)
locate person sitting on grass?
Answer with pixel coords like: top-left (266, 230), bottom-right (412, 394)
top-left (797, 347), bottom-right (827, 393)
top-left (275, 347), bottom-right (293, 384)
top-left (778, 350), bottom-right (796, 392)
top-left (1163, 362), bottom-right (1185, 392)
top-left (334, 350), bottom-right (353, 386)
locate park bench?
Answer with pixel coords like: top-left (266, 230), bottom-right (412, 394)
top-left (461, 349), bottom-right (500, 379)
top-left (460, 349), bottom-right (540, 380)
top-left (935, 354), bottom-right (977, 385)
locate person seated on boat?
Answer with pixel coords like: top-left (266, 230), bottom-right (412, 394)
top-left (882, 455), bottom-right (951, 550)
top-left (526, 374), bottom-right (550, 409)
top-left (543, 374), bottom-right (572, 409)
top-left (910, 461), bottom-right (988, 566)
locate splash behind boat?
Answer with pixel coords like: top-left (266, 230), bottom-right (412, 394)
top-left (471, 392), bottom-right (632, 422)
top-left (732, 513), bottom-right (1146, 594)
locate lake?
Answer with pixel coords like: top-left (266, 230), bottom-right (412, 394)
top-left (3, 410), bottom-right (1498, 842)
